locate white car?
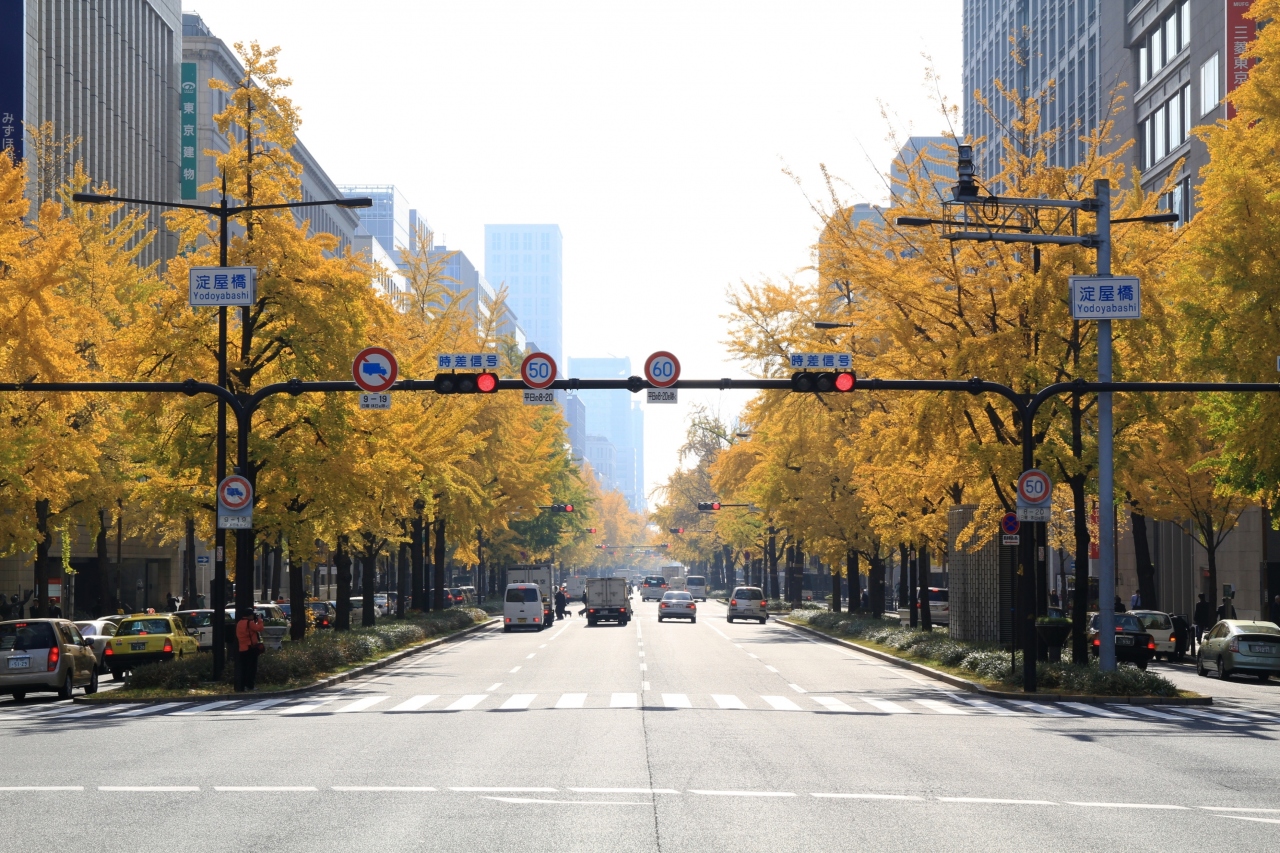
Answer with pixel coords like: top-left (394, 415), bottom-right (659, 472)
top-left (726, 587), bottom-right (768, 624)
top-left (686, 575), bottom-right (708, 601)
top-left (503, 584), bottom-right (544, 632)
top-left (658, 591), bottom-right (697, 623)
top-left (641, 577), bottom-right (669, 601)
top-left (1130, 610), bottom-right (1176, 658)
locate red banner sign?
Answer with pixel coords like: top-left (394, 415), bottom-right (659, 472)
top-left (1226, 0), bottom-right (1258, 119)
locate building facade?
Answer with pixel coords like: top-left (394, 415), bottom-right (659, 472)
top-left (566, 357), bottom-right (645, 513)
top-left (337, 184), bottom-right (428, 266)
top-left (485, 225), bottom-right (563, 368)
top-left (889, 136), bottom-right (958, 205)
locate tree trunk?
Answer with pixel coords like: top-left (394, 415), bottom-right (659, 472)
top-left (289, 557), bottom-right (306, 641)
top-left (1202, 519), bottom-right (1220, 612)
top-left (270, 543), bottom-right (283, 603)
top-left (433, 517), bottom-right (446, 610)
top-left (908, 546), bottom-right (920, 627)
top-left (830, 559), bottom-right (841, 612)
top-left (919, 548), bottom-right (933, 630)
top-left (398, 541), bottom-right (409, 618)
top-left (766, 530), bottom-right (779, 600)
top-left (870, 553), bottom-right (885, 617)
top-left (184, 516), bottom-right (197, 609)
top-left (362, 534), bottom-right (378, 628)
top-left (722, 544), bottom-right (734, 590)
top-left (98, 509), bottom-right (113, 614)
top-left (411, 502), bottom-right (425, 610)
top-left (847, 549), bottom-right (860, 612)
top-left (34, 499), bottom-right (50, 617)
top-left (897, 543), bottom-right (909, 620)
top-left (335, 536), bottom-right (352, 631)
top-left (1130, 505), bottom-right (1157, 610)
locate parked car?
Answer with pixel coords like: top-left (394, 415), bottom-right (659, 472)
top-left (175, 609), bottom-right (218, 650)
top-left (927, 588), bottom-right (949, 626)
top-left (658, 591), bottom-right (697, 623)
top-left (1086, 613), bottom-right (1156, 669)
top-left (1197, 619), bottom-right (1280, 681)
top-left (1129, 610), bottom-right (1176, 659)
top-left (106, 614), bottom-right (199, 678)
top-left (306, 601), bottom-right (337, 629)
top-left (726, 587), bottom-right (768, 624)
top-left (74, 619), bottom-right (119, 672)
top-left (641, 576), bottom-right (669, 602)
top-left (448, 588), bottom-right (475, 607)
top-left (0, 619), bottom-right (99, 700)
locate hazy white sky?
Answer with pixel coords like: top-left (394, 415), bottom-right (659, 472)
top-left (192, 0), bottom-right (964, 508)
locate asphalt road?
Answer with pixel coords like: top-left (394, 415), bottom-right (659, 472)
top-left (3, 598), bottom-right (1280, 852)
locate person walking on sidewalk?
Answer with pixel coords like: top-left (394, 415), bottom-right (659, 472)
top-left (235, 610), bottom-right (265, 692)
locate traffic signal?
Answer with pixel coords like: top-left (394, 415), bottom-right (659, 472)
top-left (952, 143), bottom-right (979, 202)
top-left (790, 371), bottom-right (855, 393)
top-left (697, 502), bottom-right (721, 512)
top-left (669, 527), bottom-right (684, 534)
top-left (433, 372), bottom-right (499, 394)
top-left (549, 504), bottom-right (574, 513)
top-left (587, 528), bottom-right (597, 533)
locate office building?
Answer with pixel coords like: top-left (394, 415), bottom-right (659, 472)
top-left (565, 394), bottom-right (587, 461)
top-left (485, 225), bottom-right (563, 368)
top-left (584, 435), bottom-right (617, 491)
top-left (566, 357), bottom-right (646, 513)
top-left (889, 137), bottom-right (958, 206)
top-left (5, 0), bottom-right (184, 264)
top-left (338, 184), bottom-right (429, 267)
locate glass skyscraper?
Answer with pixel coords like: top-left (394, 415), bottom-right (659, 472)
top-left (484, 225), bottom-right (563, 368)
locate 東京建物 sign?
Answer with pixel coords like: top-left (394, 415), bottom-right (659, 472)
top-left (189, 266), bottom-right (256, 307)
top-left (1069, 276), bottom-right (1140, 320)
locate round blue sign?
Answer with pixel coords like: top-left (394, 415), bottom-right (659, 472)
top-left (1000, 513), bottom-right (1020, 535)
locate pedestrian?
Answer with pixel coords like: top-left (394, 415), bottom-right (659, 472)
top-left (166, 591), bottom-right (179, 612)
top-left (1193, 593), bottom-right (1213, 645)
top-left (1130, 590), bottom-right (1141, 610)
top-left (554, 587), bottom-right (567, 620)
top-left (1218, 596), bottom-right (1237, 622)
top-left (1271, 594), bottom-right (1280, 626)
top-left (860, 589), bottom-right (869, 610)
top-left (1049, 590), bottom-right (1060, 608)
top-left (235, 609), bottom-right (265, 692)
top-left (48, 602), bottom-right (62, 618)
top-left (1114, 595), bottom-right (1126, 614)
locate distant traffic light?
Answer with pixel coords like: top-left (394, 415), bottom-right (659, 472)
top-left (669, 527), bottom-right (684, 534)
top-left (790, 371), bottom-right (855, 393)
top-left (433, 372), bottom-right (499, 394)
top-left (587, 528), bottom-right (597, 533)
top-left (548, 504), bottom-right (574, 513)
top-left (697, 502), bottom-right (721, 512)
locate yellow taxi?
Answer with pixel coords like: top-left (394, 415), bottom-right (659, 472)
top-left (104, 614), bottom-right (198, 678)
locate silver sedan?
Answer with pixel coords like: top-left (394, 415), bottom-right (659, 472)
top-left (658, 591), bottom-right (697, 623)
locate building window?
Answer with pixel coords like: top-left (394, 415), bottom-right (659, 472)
top-left (1180, 1), bottom-right (1191, 53)
top-left (1139, 45), bottom-right (1149, 86)
top-left (523, 234), bottom-right (533, 251)
top-left (509, 234), bottom-right (519, 251)
top-left (541, 234), bottom-right (550, 250)
top-left (491, 233), bottom-right (502, 249)
top-left (1201, 54), bottom-right (1220, 116)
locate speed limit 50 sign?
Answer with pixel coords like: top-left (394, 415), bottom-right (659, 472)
top-left (1016, 469), bottom-right (1052, 521)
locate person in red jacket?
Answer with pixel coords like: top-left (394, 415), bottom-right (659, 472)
top-left (236, 611), bottom-right (264, 691)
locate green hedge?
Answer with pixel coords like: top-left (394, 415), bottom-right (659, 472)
top-left (123, 607), bottom-right (486, 692)
top-left (790, 610), bottom-right (1178, 697)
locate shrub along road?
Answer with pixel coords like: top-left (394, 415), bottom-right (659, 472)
top-left (0, 599), bottom-right (1278, 852)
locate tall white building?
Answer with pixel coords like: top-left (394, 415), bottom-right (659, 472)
top-left (485, 225), bottom-right (563, 367)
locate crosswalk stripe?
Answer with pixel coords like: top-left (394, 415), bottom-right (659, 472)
top-left (660, 693), bottom-right (691, 708)
top-left (555, 693), bottom-right (587, 709)
top-left (171, 701), bottom-right (237, 716)
top-left (956, 698), bottom-right (1022, 715)
top-left (1166, 707), bottom-right (1249, 723)
top-left (57, 704), bottom-right (137, 719)
top-left (444, 694), bottom-right (487, 711)
top-left (913, 699), bottom-right (970, 715)
top-left (712, 694), bottom-right (746, 710)
top-left (337, 696), bottom-right (389, 713)
top-left (229, 698), bottom-right (288, 714)
top-left (1060, 702), bottom-right (1129, 719)
top-left (118, 703), bottom-right (186, 717)
top-left (812, 697), bottom-right (858, 713)
top-left (861, 697), bottom-right (911, 714)
top-left (1011, 701), bottom-right (1077, 717)
top-left (762, 695), bottom-right (803, 711)
top-left (499, 694), bottom-right (536, 710)
top-left (1119, 705), bottom-right (1184, 721)
top-left (280, 698), bottom-right (334, 715)
top-left (388, 695), bottom-right (438, 712)
top-left (610, 693), bottom-right (638, 708)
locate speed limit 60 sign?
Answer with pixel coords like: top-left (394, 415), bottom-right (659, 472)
top-left (644, 351), bottom-right (680, 388)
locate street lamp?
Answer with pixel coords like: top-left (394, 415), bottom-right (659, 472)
top-left (71, 188), bottom-right (372, 679)
top-left (813, 321), bottom-right (854, 330)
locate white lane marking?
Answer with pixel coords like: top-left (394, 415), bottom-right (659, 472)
top-left (337, 696), bottom-right (389, 713)
top-left (746, 653), bottom-right (758, 659)
top-left (712, 694), bottom-right (747, 710)
top-left (555, 693), bottom-right (587, 709)
top-left (861, 697), bottom-right (911, 714)
top-left (939, 797), bottom-right (1057, 805)
top-left (1167, 707), bottom-right (1250, 723)
top-left (99, 786), bottom-right (199, 792)
top-left (57, 705), bottom-right (137, 719)
top-left (539, 644), bottom-right (547, 649)
top-left (661, 693), bottom-right (692, 708)
top-left (450, 786), bottom-right (557, 792)
top-left (812, 697), bottom-right (858, 713)
top-left (526, 653), bottom-right (536, 659)
top-left (788, 684), bottom-right (807, 694)
top-left (118, 703), bottom-right (187, 717)
top-left (733, 644), bottom-right (743, 649)
top-left (913, 699), bottom-right (970, 715)
top-left (639, 651), bottom-right (645, 657)
top-left (1118, 705), bottom-right (1184, 721)
top-left (708, 625), bottom-right (730, 640)
top-left (229, 698), bottom-right (288, 714)
top-left (812, 793), bottom-right (921, 800)
top-left (1201, 807), bottom-right (1280, 812)
top-left (765, 666), bottom-right (779, 673)
top-left (1215, 815), bottom-right (1280, 825)
top-left (956, 698), bottom-right (1022, 716)
top-left (639, 663), bottom-right (647, 671)
top-left (332, 786), bottom-right (436, 792)
top-left (610, 693), bottom-right (638, 708)
top-left (1067, 801), bottom-right (1190, 810)
top-left (388, 695), bottom-right (438, 712)
top-left (0, 786), bottom-right (83, 791)
top-left (509, 666), bottom-right (521, 673)
top-left (1010, 701), bottom-right (1077, 717)
top-left (1215, 707), bottom-right (1279, 721)
top-left (171, 701), bottom-right (237, 716)
top-left (499, 694), bottom-right (537, 710)
top-left (642, 681), bottom-right (651, 691)
top-left (279, 699), bottom-right (334, 715)
top-left (569, 787), bottom-right (680, 794)
top-left (762, 695), bottom-right (803, 711)
top-left (1060, 702), bottom-right (1128, 719)
top-left (445, 695), bottom-right (487, 711)
top-left (483, 796), bottom-right (650, 805)
top-left (689, 790), bottom-right (795, 797)
top-left (215, 786), bottom-right (318, 792)
top-left (486, 683), bottom-right (502, 692)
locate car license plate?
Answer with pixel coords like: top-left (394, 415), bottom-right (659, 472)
top-left (517, 618), bottom-right (526, 623)
top-left (131, 642), bottom-right (146, 651)
top-left (1115, 636), bottom-right (1134, 646)
top-left (7, 657), bottom-right (30, 669)
top-left (1251, 644), bottom-right (1277, 654)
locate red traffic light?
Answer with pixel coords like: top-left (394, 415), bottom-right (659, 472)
top-left (587, 527), bottom-right (597, 533)
top-left (834, 372), bottom-right (855, 392)
top-left (564, 504), bottom-right (574, 513)
top-left (476, 372), bottom-right (498, 393)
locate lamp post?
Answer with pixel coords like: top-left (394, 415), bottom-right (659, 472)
top-left (813, 321), bottom-right (854, 330)
top-left (71, 189), bottom-right (371, 677)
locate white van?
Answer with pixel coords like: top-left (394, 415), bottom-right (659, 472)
top-left (504, 583), bottom-right (545, 632)
top-left (685, 576), bottom-right (707, 601)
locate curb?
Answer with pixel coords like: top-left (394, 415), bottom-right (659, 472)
top-left (780, 618), bottom-right (1212, 706)
top-left (75, 617), bottom-right (499, 705)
